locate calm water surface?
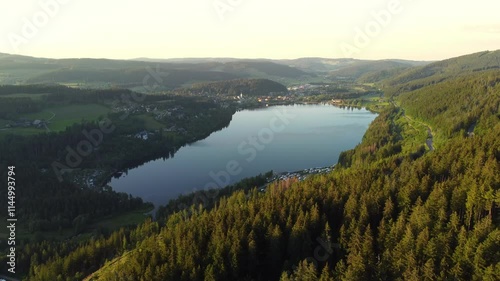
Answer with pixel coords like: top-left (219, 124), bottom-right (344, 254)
top-left (110, 104), bottom-right (377, 206)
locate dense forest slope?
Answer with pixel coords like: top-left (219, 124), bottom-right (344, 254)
top-left (85, 73), bottom-right (499, 280)
top-left (380, 50), bottom-right (500, 95)
top-left (13, 53), bottom-right (497, 281)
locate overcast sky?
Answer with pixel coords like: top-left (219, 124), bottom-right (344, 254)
top-left (0, 0), bottom-right (499, 60)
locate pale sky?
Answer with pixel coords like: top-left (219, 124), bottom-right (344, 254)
top-left (0, 0), bottom-right (499, 61)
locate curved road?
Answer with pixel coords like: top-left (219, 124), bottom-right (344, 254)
top-left (44, 111), bottom-right (56, 132)
top-left (426, 128), bottom-right (434, 151)
top-left (404, 113), bottom-right (434, 151)
top-left (47, 111), bottom-right (56, 121)
top-left (391, 100), bottom-right (434, 151)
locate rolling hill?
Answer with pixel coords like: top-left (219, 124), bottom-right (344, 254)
top-left (379, 50), bottom-right (500, 95)
top-left (273, 57), bottom-right (429, 79)
top-left (0, 53), bottom-right (310, 88)
top-left (186, 78), bottom-right (288, 96)
top-left (0, 53), bottom-right (431, 89)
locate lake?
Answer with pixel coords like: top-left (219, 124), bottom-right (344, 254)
top-left (110, 104), bottom-right (377, 206)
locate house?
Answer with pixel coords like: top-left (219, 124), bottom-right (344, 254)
top-left (135, 130), bottom-right (149, 140)
top-left (163, 125), bottom-right (177, 132)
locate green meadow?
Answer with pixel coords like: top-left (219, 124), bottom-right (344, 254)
top-left (23, 104), bottom-right (110, 131)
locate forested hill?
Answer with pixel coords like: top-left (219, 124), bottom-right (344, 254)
top-left (16, 53), bottom-right (500, 280)
top-left (0, 53), bottom-right (309, 87)
top-left (185, 78), bottom-right (288, 96)
top-left (380, 50), bottom-right (500, 95)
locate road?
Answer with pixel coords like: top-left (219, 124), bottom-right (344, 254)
top-left (44, 111), bottom-right (56, 132)
top-left (467, 123), bottom-right (476, 137)
top-left (47, 111), bottom-right (56, 121)
top-left (426, 128), bottom-right (434, 151)
top-left (404, 113), bottom-right (434, 151)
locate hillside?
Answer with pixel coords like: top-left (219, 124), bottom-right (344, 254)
top-left (25, 68), bottom-right (240, 89)
top-left (185, 78), bottom-right (288, 96)
top-left (0, 53), bottom-right (309, 88)
top-left (14, 51), bottom-right (499, 281)
top-left (86, 70), bottom-right (500, 281)
top-left (273, 58), bottom-right (429, 79)
top-left (381, 50), bottom-right (500, 95)
top-left (329, 60), bottom-right (413, 80)
top-left (0, 53), bottom-right (433, 88)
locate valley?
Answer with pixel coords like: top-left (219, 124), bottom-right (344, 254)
top-left (0, 50), bottom-right (498, 280)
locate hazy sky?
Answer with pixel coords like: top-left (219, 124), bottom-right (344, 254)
top-left (0, 0), bottom-right (499, 60)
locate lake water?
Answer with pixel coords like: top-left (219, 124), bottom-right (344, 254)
top-left (110, 104), bottom-right (377, 206)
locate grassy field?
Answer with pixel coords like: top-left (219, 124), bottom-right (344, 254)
top-left (344, 93), bottom-right (391, 113)
top-left (87, 205), bottom-right (154, 232)
top-left (0, 118), bottom-right (10, 127)
top-left (84, 250), bottom-right (135, 280)
top-left (0, 93), bottom-right (49, 100)
top-left (30, 104), bottom-right (109, 130)
top-left (0, 127), bottom-right (45, 136)
top-left (0, 104), bottom-right (110, 136)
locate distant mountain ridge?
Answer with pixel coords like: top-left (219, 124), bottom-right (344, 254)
top-left (5, 52), bottom-right (498, 90)
top-left (0, 53), bottom-right (310, 88)
top-left (130, 56), bottom-right (431, 78)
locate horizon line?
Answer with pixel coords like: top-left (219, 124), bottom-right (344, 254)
top-left (6, 50), bottom-right (495, 63)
